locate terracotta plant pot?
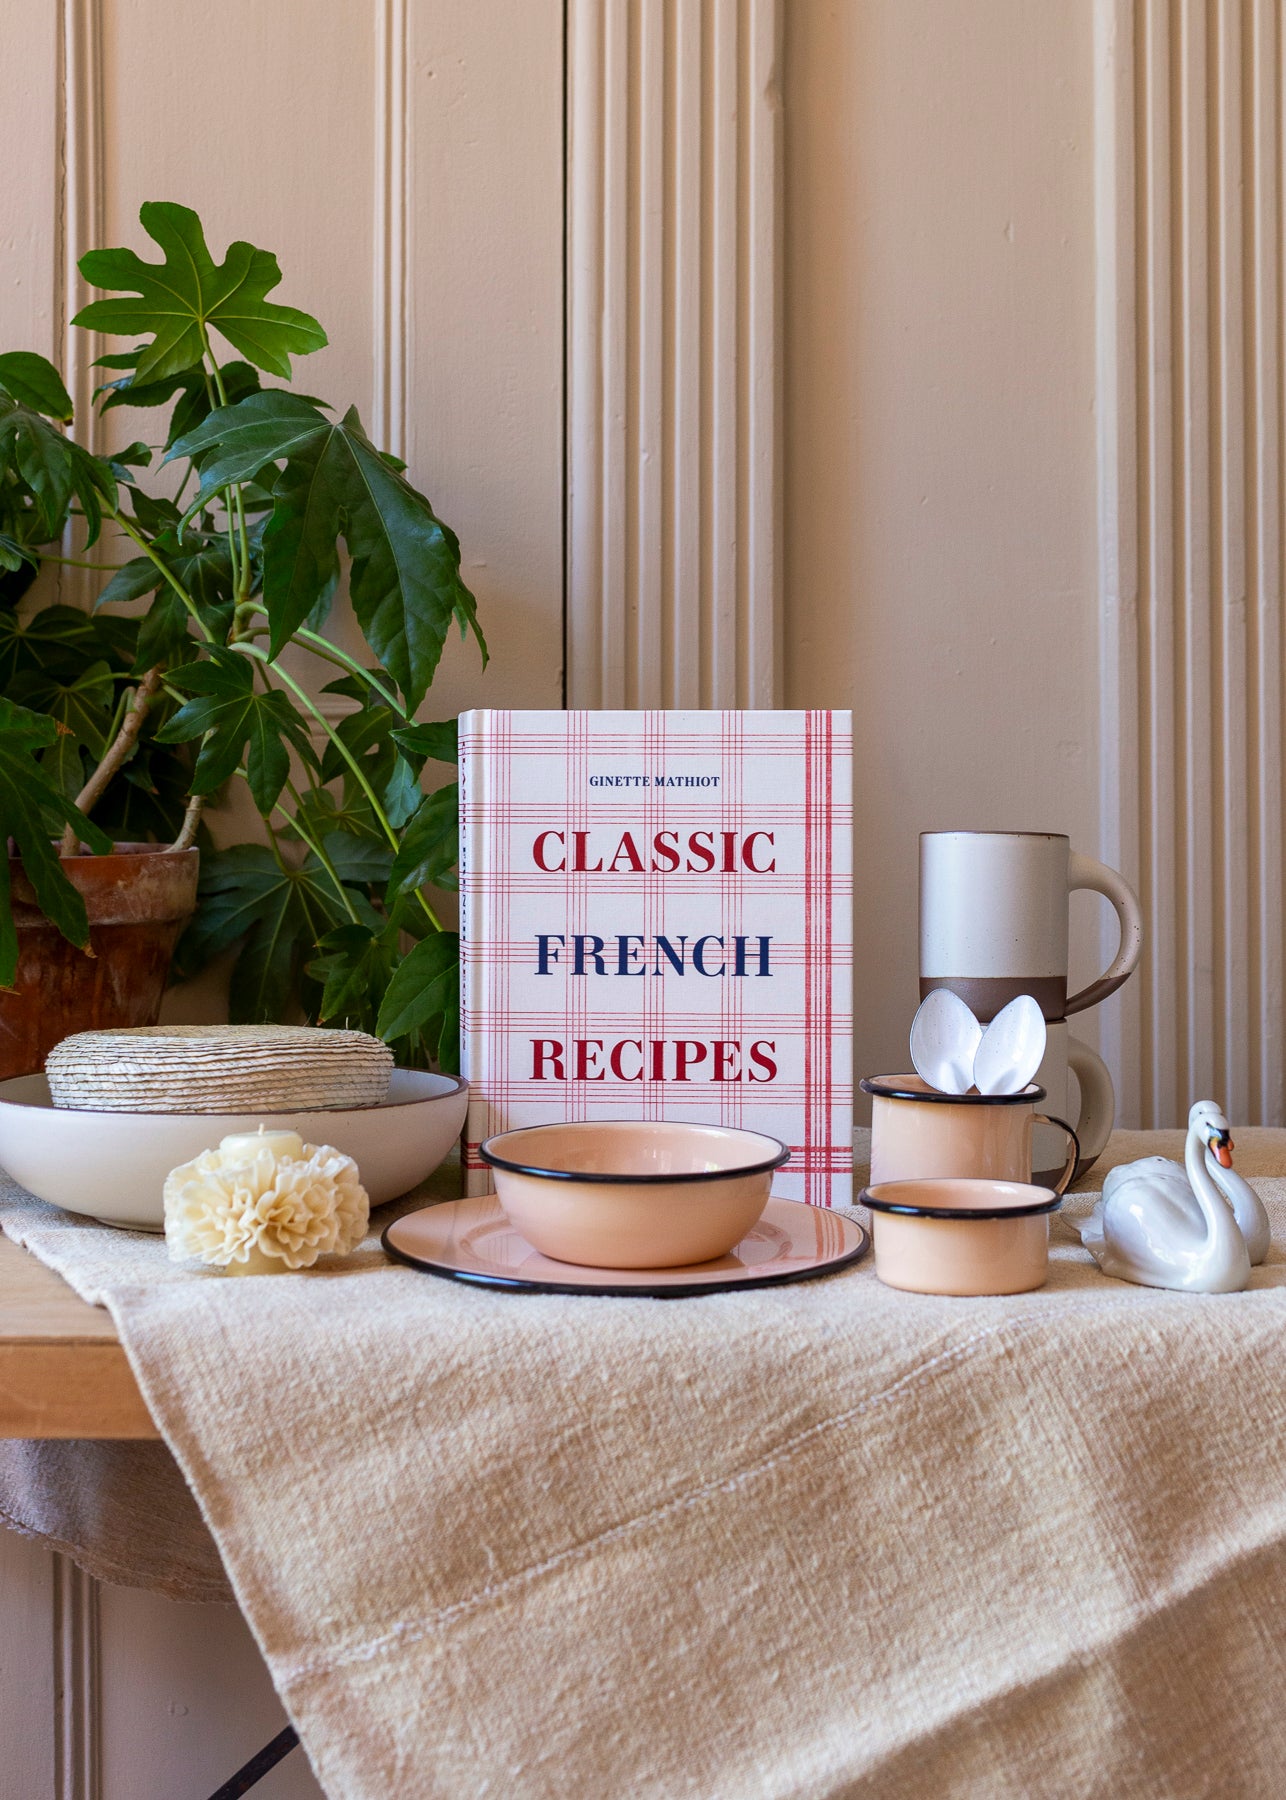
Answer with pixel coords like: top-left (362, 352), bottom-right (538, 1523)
top-left (0, 844), bottom-right (200, 1080)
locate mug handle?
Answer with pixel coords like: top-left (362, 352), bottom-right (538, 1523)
top-left (1065, 853), bottom-right (1143, 1016)
top-left (1032, 1113), bottom-right (1080, 1197)
top-left (1066, 1036), bottom-right (1115, 1175)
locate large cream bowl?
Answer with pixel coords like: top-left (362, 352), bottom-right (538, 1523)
top-left (480, 1119), bottom-right (790, 1269)
top-left (0, 1069), bottom-right (468, 1230)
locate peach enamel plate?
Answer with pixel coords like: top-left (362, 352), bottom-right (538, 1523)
top-left (382, 1194), bottom-right (869, 1297)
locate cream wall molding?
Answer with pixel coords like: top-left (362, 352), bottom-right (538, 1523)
top-left (566, 0), bottom-right (782, 708)
top-left (53, 1554), bottom-right (100, 1800)
top-left (51, 13), bottom-right (107, 1779)
top-left (374, 0), bottom-right (409, 467)
top-left (59, 0), bottom-right (105, 614)
top-left (1095, 0), bottom-right (1285, 1127)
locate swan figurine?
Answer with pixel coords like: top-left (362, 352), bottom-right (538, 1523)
top-left (1075, 1100), bottom-right (1269, 1293)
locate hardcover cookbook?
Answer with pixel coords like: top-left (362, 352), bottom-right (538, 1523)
top-left (459, 710), bottom-right (853, 1205)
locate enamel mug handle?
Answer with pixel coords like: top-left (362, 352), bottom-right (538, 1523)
top-left (1032, 1113), bottom-right (1080, 1197)
top-left (1065, 853), bottom-right (1143, 1016)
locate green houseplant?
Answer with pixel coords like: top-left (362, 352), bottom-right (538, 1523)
top-left (0, 202), bottom-right (482, 1076)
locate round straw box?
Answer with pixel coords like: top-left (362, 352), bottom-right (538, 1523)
top-left (45, 1024), bottom-right (394, 1114)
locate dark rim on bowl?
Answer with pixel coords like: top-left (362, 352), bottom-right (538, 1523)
top-left (859, 1182), bottom-right (1063, 1221)
top-left (860, 1075), bottom-right (1047, 1107)
top-left (479, 1119), bottom-right (792, 1184)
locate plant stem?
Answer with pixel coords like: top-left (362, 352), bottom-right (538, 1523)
top-left (167, 792), bottom-right (204, 853)
top-left (294, 625), bottom-right (408, 717)
top-left (281, 778), bottom-right (360, 922)
top-left (199, 332), bottom-right (253, 604)
top-left (262, 811), bottom-right (292, 877)
top-left (234, 646), bottom-right (396, 842)
top-left (241, 605), bottom-right (410, 724)
top-left (107, 505), bottom-right (213, 642)
top-left (230, 642), bottom-right (442, 931)
top-left (60, 663), bottom-right (164, 851)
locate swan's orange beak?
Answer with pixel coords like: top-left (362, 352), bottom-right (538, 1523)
top-left (1213, 1135), bottom-right (1234, 1169)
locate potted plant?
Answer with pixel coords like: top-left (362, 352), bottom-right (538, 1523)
top-left (0, 202), bottom-right (481, 1079)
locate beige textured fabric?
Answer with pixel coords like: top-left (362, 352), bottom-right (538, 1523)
top-left (3, 1134), bottom-right (1286, 1797)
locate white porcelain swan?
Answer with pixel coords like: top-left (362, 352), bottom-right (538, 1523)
top-left (1075, 1100), bottom-right (1269, 1293)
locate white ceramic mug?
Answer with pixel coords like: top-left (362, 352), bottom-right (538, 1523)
top-left (919, 831), bottom-right (1143, 1022)
top-left (1031, 1023), bottom-right (1115, 1187)
top-left (861, 1075), bottom-right (1079, 1195)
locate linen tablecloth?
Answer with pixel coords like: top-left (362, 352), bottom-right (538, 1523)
top-left (3, 1132), bottom-right (1286, 1797)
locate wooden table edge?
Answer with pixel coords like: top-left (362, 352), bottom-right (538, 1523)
top-left (0, 1230), bottom-right (158, 1439)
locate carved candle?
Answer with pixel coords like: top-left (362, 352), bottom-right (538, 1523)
top-left (164, 1126), bottom-right (369, 1274)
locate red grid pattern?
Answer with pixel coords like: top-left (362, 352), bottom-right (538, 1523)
top-left (459, 711), bottom-right (853, 1204)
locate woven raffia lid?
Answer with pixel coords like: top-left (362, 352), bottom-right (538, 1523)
top-left (45, 1025), bottom-right (394, 1114)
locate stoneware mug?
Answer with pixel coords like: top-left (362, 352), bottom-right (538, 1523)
top-left (861, 1074), bottom-right (1080, 1194)
top-left (1031, 1022), bottom-right (1115, 1187)
top-left (919, 830), bottom-right (1143, 1022)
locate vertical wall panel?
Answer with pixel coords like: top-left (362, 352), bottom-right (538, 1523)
top-left (567, 0), bottom-right (782, 708)
top-left (0, 5), bottom-right (564, 1793)
top-left (1097, 0), bottom-right (1286, 1125)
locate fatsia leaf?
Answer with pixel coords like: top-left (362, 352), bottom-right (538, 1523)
top-left (8, 659), bottom-right (116, 758)
top-left (133, 589), bottom-right (196, 671)
top-left (289, 781), bottom-right (384, 847)
top-left (105, 441), bottom-right (151, 480)
top-left (0, 352), bottom-right (73, 421)
top-left (382, 755), bottom-right (423, 830)
top-left (176, 843), bottom-right (348, 1023)
top-left (329, 407), bottom-right (484, 708)
top-left (0, 698), bottom-right (112, 984)
top-left (375, 929), bottom-right (460, 1067)
top-left (384, 783), bottom-right (458, 904)
top-left (0, 401), bottom-right (116, 546)
top-left (165, 390), bottom-right (331, 501)
top-left (308, 921), bottom-right (400, 1031)
top-left (156, 647), bottom-right (315, 814)
top-left (94, 556), bottom-right (163, 610)
top-left (74, 202), bottom-right (327, 384)
top-left (97, 358), bottom-right (203, 416)
top-left (168, 359), bottom-right (262, 450)
top-left (165, 392), bottom-right (484, 704)
top-left (269, 406), bottom-right (483, 707)
top-left (0, 533), bottom-right (34, 574)
top-left (93, 537), bottom-right (233, 669)
top-left (317, 702), bottom-right (400, 788)
top-left (124, 486), bottom-right (181, 536)
top-left (390, 718), bottom-right (458, 766)
top-left (320, 829), bottom-right (393, 891)
top-left (0, 604), bottom-right (104, 685)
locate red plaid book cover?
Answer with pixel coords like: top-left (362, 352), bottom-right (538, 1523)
top-left (459, 711), bottom-right (853, 1205)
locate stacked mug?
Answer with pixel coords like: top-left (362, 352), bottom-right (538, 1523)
top-left (919, 831), bottom-right (1142, 1186)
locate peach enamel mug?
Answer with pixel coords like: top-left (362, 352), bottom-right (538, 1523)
top-left (861, 1074), bottom-right (1079, 1193)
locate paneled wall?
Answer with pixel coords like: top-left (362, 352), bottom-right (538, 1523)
top-left (566, 0), bottom-right (781, 708)
top-left (0, 3), bottom-right (561, 1794)
top-left (783, 0), bottom-right (1104, 1099)
top-left (1097, 0), bottom-right (1286, 1129)
top-left (4, 0), bottom-right (1286, 1790)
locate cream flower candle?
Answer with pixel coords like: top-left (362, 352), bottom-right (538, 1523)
top-left (164, 1127), bottom-right (369, 1274)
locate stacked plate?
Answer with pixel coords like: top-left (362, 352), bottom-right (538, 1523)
top-left (45, 1024), bottom-right (395, 1114)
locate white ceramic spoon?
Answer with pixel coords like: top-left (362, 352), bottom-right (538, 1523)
top-left (909, 988), bottom-right (983, 1095)
top-left (972, 994), bottom-right (1047, 1096)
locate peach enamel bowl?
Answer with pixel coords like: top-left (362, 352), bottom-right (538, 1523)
top-left (479, 1120), bottom-right (791, 1269)
top-left (861, 1176), bottom-right (1062, 1296)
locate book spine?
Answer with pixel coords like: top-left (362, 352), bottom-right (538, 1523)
top-left (458, 711), bottom-right (490, 1195)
